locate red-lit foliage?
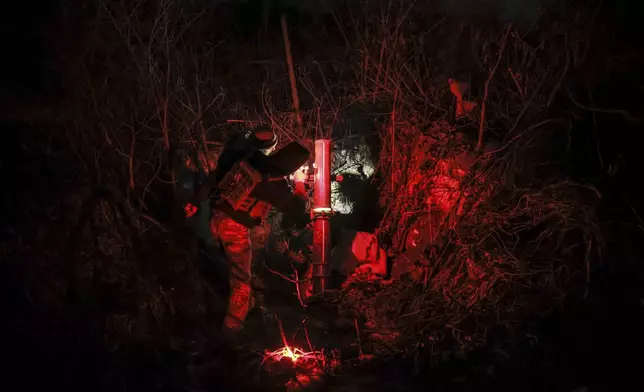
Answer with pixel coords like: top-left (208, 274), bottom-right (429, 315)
top-left (19, 0), bottom-right (624, 389)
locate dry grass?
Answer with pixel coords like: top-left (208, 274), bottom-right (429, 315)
top-left (287, 0), bottom-right (605, 357)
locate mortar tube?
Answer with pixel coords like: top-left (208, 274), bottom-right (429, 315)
top-left (311, 139), bottom-right (332, 295)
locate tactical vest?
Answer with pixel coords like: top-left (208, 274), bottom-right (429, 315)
top-left (201, 141), bottom-right (311, 228)
top-left (215, 159), bottom-right (271, 226)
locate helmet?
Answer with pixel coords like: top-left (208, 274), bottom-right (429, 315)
top-left (246, 126), bottom-right (278, 155)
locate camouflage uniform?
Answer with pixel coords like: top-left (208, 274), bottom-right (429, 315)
top-left (181, 129), bottom-right (309, 330)
top-left (187, 128), bottom-right (308, 332)
top-left (210, 210), bottom-right (271, 330)
top-left (177, 134), bottom-right (272, 331)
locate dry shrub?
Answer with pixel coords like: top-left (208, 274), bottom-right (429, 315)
top-left (339, 131), bottom-right (601, 353)
top-left (331, 0), bottom-right (607, 356)
top-left (18, 185), bottom-right (223, 343)
top-left (34, 0), bottom-right (622, 383)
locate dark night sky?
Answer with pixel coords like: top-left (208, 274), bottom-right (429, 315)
top-left (2, 0), bottom-right (642, 97)
top-left (1, 2), bottom-right (60, 97)
top-left (1, 1), bottom-right (642, 224)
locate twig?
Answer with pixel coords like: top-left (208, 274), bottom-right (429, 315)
top-left (264, 262), bottom-right (307, 308)
top-left (264, 263), bottom-right (298, 283)
top-left (195, 82), bottom-right (212, 172)
top-left (477, 24), bottom-right (512, 153)
top-left (566, 86), bottom-right (637, 122)
top-left (546, 37), bottom-right (570, 109)
top-left (623, 196), bottom-right (644, 233)
top-left (162, 41), bottom-right (171, 152)
top-left (354, 317), bottom-right (364, 359)
top-left (294, 269), bottom-right (308, 308)
top-left (137, 212), bottom-right (167, 233)
top-left (304, 319), bottom-right (315, 353)
top-left (313, 60), bottom-right (337, 109)
top-left (187, 93), bottom-right (223, 132)
top-left (280, 14), bottom-right (303, 135)
top-left (586, 85), bottom-right (604, 169)
top-left (507, 67), bottom-right (524, 98)
top-left (277, 316), bottom-right (290, 349)
top-left (226, 119), bottom-right (262, 124)
top-left (128, 127), bottom-right (136, 190)
top-left (302, 318), bottom-right (326, 367)
top-left (330, 8), bottom-right (350, 48)
top-left (156, 10), bottom-right (176, 204)
top-left (584, 238), bottom-right (592, 298)
top-left (373, 38), bottom-right (387, 102)
top-left (507, 63), bottom-right (555, 137)
top-left (391, 84), bottom-right (399, 191)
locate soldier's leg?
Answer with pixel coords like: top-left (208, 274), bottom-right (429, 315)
top-left (213, 213), bottom-right (253, 331)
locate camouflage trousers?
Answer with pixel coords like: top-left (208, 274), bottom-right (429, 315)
top-left (210, 212), bottom-right (268, 331)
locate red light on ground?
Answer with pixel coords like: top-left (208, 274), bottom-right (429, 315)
top-left (265, 345), bottom-right (315, 365)
top-left (335, 174), bottom-right (343, 182)
top-left (263, 320), bottom-right (326, 368)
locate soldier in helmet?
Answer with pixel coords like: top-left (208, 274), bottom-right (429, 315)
top-left (182, 126), bottom-right (310, 334)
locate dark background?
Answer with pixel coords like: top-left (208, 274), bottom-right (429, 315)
top-left (2, 0), bottom-right (643, 390)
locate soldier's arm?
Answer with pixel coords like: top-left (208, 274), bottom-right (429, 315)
top-left (250, 179), bottom-right (309, 229)
top-left (194, 134), bottom-right (248, 202)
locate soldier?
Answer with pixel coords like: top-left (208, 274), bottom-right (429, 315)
top-left (182, 126), bottom-right (310, 334)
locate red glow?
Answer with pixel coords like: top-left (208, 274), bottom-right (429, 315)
top-left (265, 319), bottom-right (324, 365)
top-left (263, 319), bottom-right (326, 367)
top-left (261, 320), bottom-right (338, 390)
top-left (265, 345), bottom-right (320, 365)
top-left (184, 203), bottom-right (198, 218)
top-left (262, 342), bottom-right (329, 390)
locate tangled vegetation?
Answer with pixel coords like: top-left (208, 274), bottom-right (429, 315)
top-left (3, 0), bottom-right (640, 390)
